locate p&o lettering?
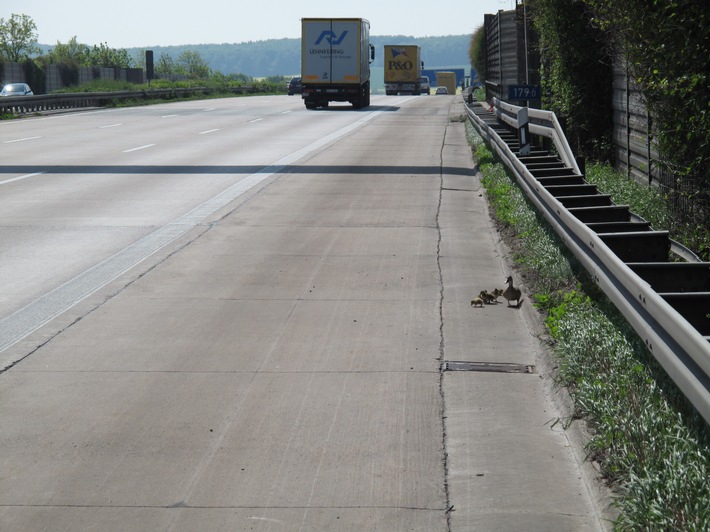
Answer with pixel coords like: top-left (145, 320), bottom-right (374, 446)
top-left (387, 60), bottom-right (413, 71)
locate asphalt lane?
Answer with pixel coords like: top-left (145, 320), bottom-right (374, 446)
top-left (0, 97), bottom-right (389, 362)
top-left (0, 95), bottom-right (609, 530)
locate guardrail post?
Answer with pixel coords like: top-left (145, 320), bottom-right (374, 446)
top-left (517, 107), bottom-right (531, 156)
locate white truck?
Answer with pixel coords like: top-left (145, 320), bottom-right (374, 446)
top-left (301, 18), bottom-right (375, 109)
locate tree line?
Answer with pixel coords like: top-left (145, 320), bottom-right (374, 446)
top-left (2, 13), bottom-right (471, 84)
top-left (0, 14), bottom-right (218, 82)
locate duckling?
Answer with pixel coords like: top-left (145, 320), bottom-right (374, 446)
top-left (502, 275), bottom-right (522, 307)
top-left (479, 290), bottom-right (496, 304)
top-left (492, 287), bottom-right (504, 301)
top-left (470, 297), bottom-right (484, 308)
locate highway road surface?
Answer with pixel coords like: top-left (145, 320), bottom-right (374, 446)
top-left (0, 94), bottom-right (610, 530)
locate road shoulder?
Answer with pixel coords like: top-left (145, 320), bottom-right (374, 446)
top-left (440, 98), bottom-right (614, 530)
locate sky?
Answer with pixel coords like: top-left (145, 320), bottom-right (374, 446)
top-left (10, 0), bottom-right (515, 48)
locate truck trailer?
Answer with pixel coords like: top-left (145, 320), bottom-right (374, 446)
top-left (384, 45), bottom-right (423, 95)
top-left (435, 71), bottom-right (457, 95)
top-left (301, 18), bottom-right (375, 109)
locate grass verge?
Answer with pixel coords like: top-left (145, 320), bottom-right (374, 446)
top-left (466, 122), bottom-right (710, 530)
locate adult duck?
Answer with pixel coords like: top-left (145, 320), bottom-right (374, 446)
top-left (502, 275), bottom-right (522, 307)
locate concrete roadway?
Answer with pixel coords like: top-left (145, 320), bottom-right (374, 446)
top-left (0, 94), bottom-right (610, 530)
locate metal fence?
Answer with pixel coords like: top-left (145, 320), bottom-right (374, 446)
top-left (484, 10), bottom-right (521, 103)
top-left (2, 62), bottom-right (144, 93)
top-left (483, 6), bottom-right (540, 107)
top-left (613, 54), bottom-right (709, 233)
top-left (612, 55), bottom-right (654, 185)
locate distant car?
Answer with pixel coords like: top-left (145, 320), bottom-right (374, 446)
top-left (287, 77), bottom-right (302, 95)
top-left (435, 86), bottom-right (449, 95)
top-left (0, 83), bottom-right (33, 97)
top-left (420, 76), bottom-right (430, 94)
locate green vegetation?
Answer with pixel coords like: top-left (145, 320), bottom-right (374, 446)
top-left (467, 121), bottom-right (710, 530)
top-left (584, 163), bottom-right (671, 234)
top-left (467, 26), bottom-right (485, 85)
top-left (44, 37), bottom-right (132, 68)
top-left (0, 13), bottom-right (40, 62)
top-left (44, 77), bottom-right (288, 110)
top-left (528, 0), bottom-right (614, 162)
top-left (581, 0), bottom-right (709, 189)
top-left (467, 2), bottom-right (710, 259)
top-left (50, 76), bottom-right (284, 94)
top-left (527, 0), bottom-right (710, 259)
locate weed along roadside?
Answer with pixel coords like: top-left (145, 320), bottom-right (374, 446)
top-left (466, 121), bottom-right (710, 530)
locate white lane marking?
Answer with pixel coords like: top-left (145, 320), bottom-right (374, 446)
top-left (203, 108), bottom-right (215, 112)
top-left (0, 172), bottom-right (45, 186)
top-left (248, 118), bottom-right (263, 123)
top-left (3, 136), bottom-right (42, 144)
top-left (0, 107), bottom-right (129, 125)
top-left (198, 129), bottom-right (220, 135)
top-left (161, 114), bottom-right (178, 118)
top-left (99, 123), bottom-right (123, 129)
top-left (0, 109), bottom-right (383, 361)
top-left (122, 144), bottom-right (155, 153)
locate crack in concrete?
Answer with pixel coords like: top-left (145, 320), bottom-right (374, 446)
top-left (437, 110), bottom-right (453, 532)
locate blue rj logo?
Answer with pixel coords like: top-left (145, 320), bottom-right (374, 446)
top-left (315, 30), bottom-right (348, 45)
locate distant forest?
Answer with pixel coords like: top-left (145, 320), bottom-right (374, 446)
top-left (123, 34), bottom-right (472, 78)
top-left (35, 34), bottom-right (472, 93)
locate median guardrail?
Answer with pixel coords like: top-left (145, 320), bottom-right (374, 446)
top-left (0, 86), bottom-right (262, 115)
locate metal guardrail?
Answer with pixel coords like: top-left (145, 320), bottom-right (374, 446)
top-left (0, 86), bottom-right (262, 115)
top-left (466, 96), bottom-right (710, 425)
